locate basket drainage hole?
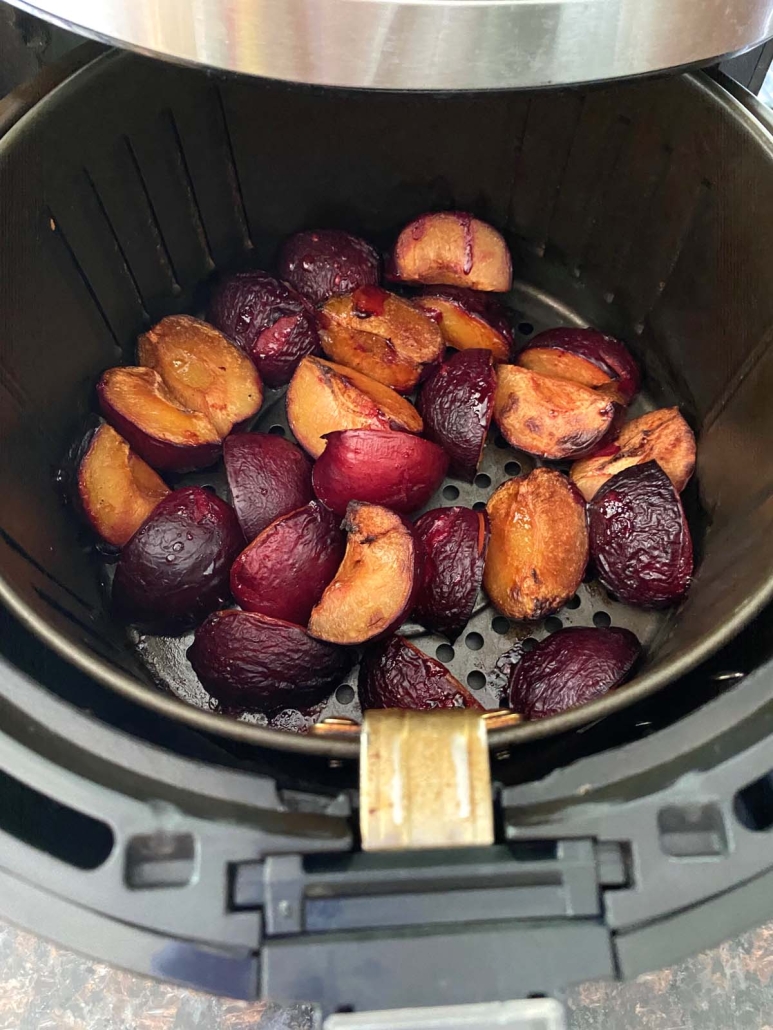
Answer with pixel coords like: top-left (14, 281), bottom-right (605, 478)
top-left (467, 671), bottom-right (487, 690)
top-left (465, 632), bottom-right (484, 651)
top-left (492, 616), bottom-right (510, 634)
top-left (593, 611), bottom-right (612, 628)
top-left (268, 424), bottom-right (286, 436)
top-left (504, 461), bottom-right (521, 477)
top-left (335, 684), bottom-right (355, 705)
top-left (474, 473), bottom-right (491, 489)
top-left (436, 644), bottom-right (455, 662)
top-left (522, 637), bottom-right (539, 652)
top-left (473, 501), bottom-right (487, 511)
top-left (565, 594), bottom-right (581, 610)
top-left (442, 485), bottom-right (460, 501)
top-left (545, 617), bottom-right (562, 633)
top-left (517, 322), bottom-right (534, 336)
top-left (494, 434), bottom-right (509, 450)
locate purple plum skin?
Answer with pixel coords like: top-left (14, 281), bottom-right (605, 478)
top-left (521, 327), bottom-right (640, 403)
top-left (359, 636), bottom-right (483, 711)
top-left (278, 229), bottom-right (381, 305)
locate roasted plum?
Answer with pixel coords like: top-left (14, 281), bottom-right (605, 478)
top-left (588, 461), bottom-right (693, 608)
top-left (76, 423), bottom-right (169, 547)
top-left (138, 315), bottom-right (262, 438)
top-left (518, 327), bottom-right (640, 404)
top-left (390, 212), bottom-right (512, 292)
top-left (112, 486), bottom-right (244, 632)
top-left (230, 501), bottom-right (344, 625)
top-left (207, 270), bottom-right (319, 387)
top-left (312, 430), bottom-right (448, 516)
top-left (484, 469), bottom-right (588, 621)
top-left (414, 287), bottom-right (513, 363)
top-left (278, 229), bottom-right (380, 305)
top-left (494, 364), bottom-right (616, 461)
top-left (223, 432), bottom-right (312, 542)
top-left (413, 506), bottom-right (489, 641)
top-left (98, 366), bottom-right (222, 472)
top-left (507, 627), bottom-right (641, 719)
top-left (570, 407), bottom-right (696, 501)
top-left (188, 609), bottom-right (351, 711)
top-left (286, 356), bottom-right (422, 458)
top-left (419, 349), bottom-right (496, 481)
top-left (308, 502), bottom-right (417, 645)
top-left (318, 286), bottom-right (445, 393)
top-left (359, 636), bottom-right (483, 711)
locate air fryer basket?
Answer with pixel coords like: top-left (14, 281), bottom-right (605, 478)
top-left (2, 51), bottom-right (773, 759)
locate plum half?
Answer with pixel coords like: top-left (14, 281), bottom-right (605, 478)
top-left (484, 469), bottom-right (588, 621)
top-left (494, 364), bottom-right (616, 461)
top-left (318, 286), bottom-right (445, 393)
top-left (230, 501), bottom-right (344, 625)
top-left (188, 609), bottom-right (351, 711)
top-left (518, 327), bottom-right (640, 404)
top-left (286, 356), bottom-right (422, 459)
top-left (414, 287), bottom-right (514, 363)
top-left (570, 407), bottom-right (696, 501)
top-left (413, 506), bottom-right (489, 641)
top-left (208, 270), bottom-right (319, 386)
top-left (76, 423), bottom-right (169, 547)
top-left (588, 460), bottom-right (693, 608)
top-left (507, 627), bottom-right (641, 719)
top-left (308, 502), bottom-right (417, 645)
top-left (223, 432), bottom-right (313, 542)
top-left (278, 229), bottom-right (380, 305)
top-left (112, 486), bottom-right (244, 632)
top-left (359, 636), bottom-right (483, 711)
top-left (390, 212), bottom-right (512, 292)
top-left (312, 429), bottom-right (448, 516)
top-left (419, 349), bottom-right (497, 481)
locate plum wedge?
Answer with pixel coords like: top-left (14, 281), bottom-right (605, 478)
top-left (414, 287), bottom-right (513, 363)
top-left (308, 502), bottom-right (417, 645)
top-left (390, 212), bottom-right (512, 292)
top-left (312, 429), bottom-right (448, 516)
top-left (278, 229), bottom-right (380, 305)
top-left (484, 469), bottom-right (588, 621)
top-left (518, 327), bottom-right (640, 404)
top-left (359, 636), bottom-right (483, 711)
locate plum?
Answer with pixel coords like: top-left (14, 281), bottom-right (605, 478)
top-left (76, 423), bottom-right (169, 547)
top-left (308, 502), bottom-right (417, 645)
top-left (112, 486), bottom-right (244, 632)
top-left (286, 356), bottom-right (422, 459)
top-left (390, 212), bottom-right (512, 292)
top-left (188, 609), bottom-right (351, 711)
top-left (588, 461), bottom-right (693, 608)
top-left (519, 327), bottom-right (640, 404)
top-left (278, 229), bottom-right (380, 305)
top-left (484, 469), bottom-right (588, 621)
top-left (230, 501), bottom-right (344, 625)
top-left (318, 286), bottom-right (445, 393)
top-left (359, 636), bottom-right (483, 711)
top-left (137, 315), bottom-right (262, 438)
top-left (312, 429), bottom-right (448, 516)
top-left (207, 270), bottom-right (319, 387)
top-left (98, 366), bottom-right (222, 472)
top-left (223, 432), bottom-right (313, 542)
top-left (413, 506), bottom-right (489, 641)
top-left (507, 627), bottom-right (641, 719)
top-left (414, 287), bottom-right (514, 363)
top-left (570, 407), bottom-right (696, 501)
top-left (494, 364), bottom-right (616, 461)
top-left (419, 349), bottom-right (496, 481)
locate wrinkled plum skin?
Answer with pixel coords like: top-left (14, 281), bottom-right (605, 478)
top-left (413, 506), bottom-right (489, 641)
top-left (207, 270), bottom-right (319, 386)
top-left (230, 502), bottom-right (345, 625)
top-left (112, 487), bottom-right (244, 633)
top-left (224, 433), bottom-right (313, 542)
top-left (588, 461), bottom-right (693, 608)
top-left (417, 287), bottom-right (514, 350)
top-left (419, 349), bottom-right (496, 481)
top-left (507, 627), bottom-right (641, 718)
top-left (188, 609), bottom-right (351, 711)
top-left (522, 327), bottom-right (640, 402)
top-left (278, 230), bottom-right (381, 305)
top-left (359, 636), bottom-right (483, 711)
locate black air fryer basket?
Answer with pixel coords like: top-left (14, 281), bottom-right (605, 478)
top-left (3, 43), bottom-right (773, 1022)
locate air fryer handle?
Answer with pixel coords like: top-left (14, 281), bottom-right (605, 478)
top-left (324, 999), bottom-right (567, 1030)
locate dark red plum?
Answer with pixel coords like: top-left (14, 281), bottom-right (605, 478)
top-left (588, 461), bottom-right (693, 608)
top-left (359, 636), bottom-right (484, 711)
top-left (230, 501), bottom-right (345, 625)
top-left (112, 487), bottom-right (244, 632)
top-left (419, 349), bottom-right (496, 481)
top-left (414, 287), bottom-right (513, 363)
top-left (520, 327), bottom-right (640, 404)
top-left (413, 506), bottom-right (489, 641)
top-left (188, 609), bottom-right (351, 711)
top-left (312, 429), bottom-right (448, 516)
top-left (278, 229), bottom-right (380, 305)
top-left (223, 432), bottom-right (313, 542)
top-left (507, 627), bottom-right (641, 719)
